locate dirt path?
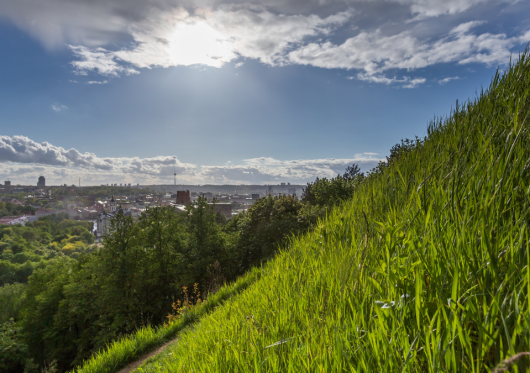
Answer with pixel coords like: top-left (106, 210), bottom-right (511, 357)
top-left (115, 339), bottom-right (176, 373)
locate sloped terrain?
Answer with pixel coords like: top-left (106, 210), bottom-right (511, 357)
top-left (78, 49), bottom-right (530, 373)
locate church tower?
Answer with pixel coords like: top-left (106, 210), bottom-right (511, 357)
top-left (110, 195), bottom-right (117, 212)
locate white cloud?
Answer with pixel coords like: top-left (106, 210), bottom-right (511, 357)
top-left (357, 72), bottom-right (426, 88)
top-left (438, 76), bottom-right (460, 84)
top-left (51, 104), bottom-right (68, 111)
top-left (235, 62), bottom-right (244, 68)
top-left (1, 0), bottom-right (525, 80)
top-left (403, 78), bottom-right (426, 88)
top-left (199, 155), bottom-right (383, 184)
top-left (67, 8), bottom-right (528, 81)
top-left (69, 6), bottom-right (354, 76)
top-left (399, 0), bottom-right (490, 19)
top-left (0, 0), bottom-right (507, 52)
top-left (449, 20), bottom-right (487, 36)
top-left (70, 46), bottom-right (139, 76)
top-left (0, 136), bottom-right (384, 185)
top-left (289, 23), bottom-right (528, 75)
top-left (0, 135), bottom-right (114, 169)
top-left (0, 136), bottom-right (195, 176)
top-left (87, 80), bottom-right (109, 84)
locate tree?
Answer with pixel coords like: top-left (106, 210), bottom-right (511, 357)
top-left (184, 197), bottom-right (227, 288)
top-left (343, 163), bottom-right (364, 180)
top-left (0, 319), bottom-right (30, 373)
top-left (232, 195), bottom-right (306, 275)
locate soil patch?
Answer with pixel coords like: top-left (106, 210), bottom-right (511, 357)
top-left (115, 340), bottom-right (175, 373)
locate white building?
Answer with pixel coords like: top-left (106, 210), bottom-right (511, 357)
top-left (95, 196), bottom-right (118, 240)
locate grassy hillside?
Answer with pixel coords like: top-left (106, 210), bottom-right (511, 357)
top-left (74, 50), bottom-right (530, 373)
top-left (133, 52), bottom-right (529, 372)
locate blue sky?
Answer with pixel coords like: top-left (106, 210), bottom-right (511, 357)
top-left (0, 0), bottom-right (529, 185)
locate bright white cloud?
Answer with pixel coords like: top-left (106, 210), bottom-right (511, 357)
top-left (51, 104), bottom-right (68, 111)
top-left (68, 9), bottom-right (528, 86)
top-left (70, 46), bottom-right (139, 76)
top-left (0, 136), bottom-right (383, 185)
top-left (0, 136), bottom-right (195, 176)
top-left (199, 155), bottom-right (383, 184)
top-left (289, 23), bottom-right (527, 73)
top-left (1, 0), bottom-right (525, 83)
top-left (0, 135), bottom-right (114, 169)
top-left (69, 6), bottom-right (354, 76)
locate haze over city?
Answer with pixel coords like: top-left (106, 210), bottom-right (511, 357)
top-left (1, 0), bottom-right (529, 185)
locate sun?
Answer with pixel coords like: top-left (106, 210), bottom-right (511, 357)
top-left (167, 18), bottom-right (236, 67)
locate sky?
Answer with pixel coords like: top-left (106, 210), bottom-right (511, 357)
top-left (0, 0), bottom-right (529, 186)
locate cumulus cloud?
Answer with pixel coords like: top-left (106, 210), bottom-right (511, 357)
top-left (288, 22), bottom-right (527, 74)
top-left (70, 46), bottom-right (139, 76)
top-left (67, 9), bottom-right (528, 84)
top-left (0, 0), bottom-right (506, 51)
top-left (200, 155), bottom-right (383, 184)
top-left (0, 135), bottom-right (114, 169)
top-left (69, 6), bottom-right (353, 76)
top-left (0, 0), bottom-right (526, 83)
top-left (0, 136), bottom-right (384, 185)
top-left (51, 104), bottom-right (68, 111)
top-left (0, 136), bottom-right (195, 177)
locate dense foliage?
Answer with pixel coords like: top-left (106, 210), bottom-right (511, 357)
top-left (0, 181), bottom-right (361, 372)
top-left (0, 214), bottom-right (95, 287)
top-left (0, 202), bottom-right (36, 218)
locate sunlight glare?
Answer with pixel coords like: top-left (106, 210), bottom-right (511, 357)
top-left (168, 20), bottom-right (236, 67)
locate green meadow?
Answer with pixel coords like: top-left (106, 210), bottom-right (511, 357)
top-left (75, 49), bottom-right (530, 372)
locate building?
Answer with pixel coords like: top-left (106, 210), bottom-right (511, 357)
top-left (177, 190), bottom-right (191, 205)
top-left (109, 195), bottom-right (117, 212)
top-left (94, 196), bottom-right (123, 240)
top-left (95, 212), bottom-right (114, 239)
top-left (37, 176), bottom-right (45, 187)
top-left (208, 203), bottom-right (232, 219)
top-left (288, 188), bottom-right (297, 195)
top-left (0, 215), bottom-right (29, 226)
top-left (251, 193), bottom-right (260, 200)
top-left (265, 185), bottom-right (273, 196)
top-left (4, 181), bottom-right (10, 188)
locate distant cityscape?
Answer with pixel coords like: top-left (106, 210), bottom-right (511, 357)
top-left (0, 175), bottom-right (305, 235)
top-left (1, 176), bottom-right (303, 196)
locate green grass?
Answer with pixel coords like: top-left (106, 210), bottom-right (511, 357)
top-left (133, 50), bottom-right (530, 372)
top-left (71, 267), bottom-right (261, 373)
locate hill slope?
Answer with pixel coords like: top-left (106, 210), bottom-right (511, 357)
top-left (81, 50), bottom-right (530, 373)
